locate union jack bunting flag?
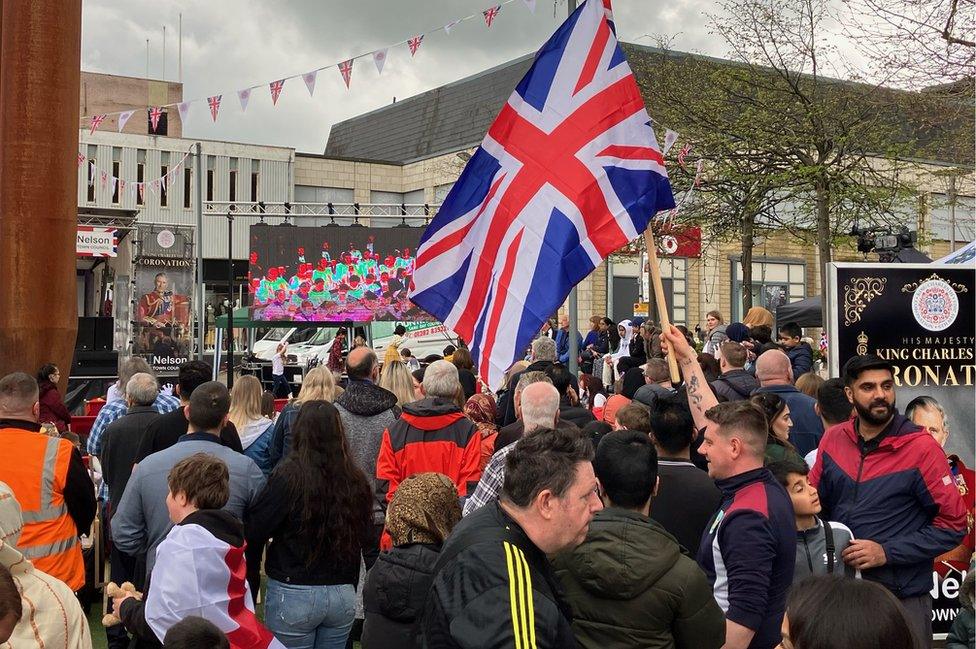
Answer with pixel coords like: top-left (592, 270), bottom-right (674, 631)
top-left (408, 35), bottom-right (424, 56)
top-left (410, 0), bottom-right (674, 388)
top-left (677, 142), bottom-right (692, 170)
top-left (208, 95), bottom-right (222, 122)
top-left (77, 153), bottom-right (86, 167)
top-left (338, 59), bottom-right (354, 88)
top-left (483, 5), bottom-right (501, 27)
top-left (89, 114), bottom-right (107, 135)
top-left (269, 79), bottom-right (285, 105)
top-left (149, 107), bottom-right (164, 133)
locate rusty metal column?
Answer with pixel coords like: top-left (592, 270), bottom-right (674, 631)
top-left (0, 1), bottom-right (83, 387)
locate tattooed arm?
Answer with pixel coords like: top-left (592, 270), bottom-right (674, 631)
top-left (661, 324), bottom-right (718, 432)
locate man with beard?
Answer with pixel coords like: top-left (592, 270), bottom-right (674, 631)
top-left (810, 355), bottom-right (967, 648)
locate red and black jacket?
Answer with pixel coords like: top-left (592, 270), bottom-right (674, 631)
top-left (376, 397), bottom-right (481, 508)
top-left (810, 413), bottom-right (967, 598)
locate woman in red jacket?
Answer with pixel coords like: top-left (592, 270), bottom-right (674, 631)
top-left (37, 363), bottom-right (71, 433)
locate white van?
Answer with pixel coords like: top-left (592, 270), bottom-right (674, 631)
top-left (372, 322), bottom-right (459, 361)
top-left (252, 326), bottom-right (319, 360)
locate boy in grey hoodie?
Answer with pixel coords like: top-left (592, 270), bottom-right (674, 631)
top-left (769, 459), bottom-right (858, 579)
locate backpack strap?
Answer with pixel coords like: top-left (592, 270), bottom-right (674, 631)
top-left (822, 518), bottom-right (835, 574)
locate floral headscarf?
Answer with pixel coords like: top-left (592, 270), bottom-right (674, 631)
top-left (464, 393), bottom-right (498, 435)
top-left (386, 472), bottom-right (462, 547)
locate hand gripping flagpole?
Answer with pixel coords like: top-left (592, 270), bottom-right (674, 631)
top-left (643, 226), bottom-right (681, 383)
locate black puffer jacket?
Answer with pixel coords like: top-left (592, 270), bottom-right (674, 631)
top-left (362, 543), bottom-right (441, 649)
top-left (710, 369), bottom-right (759, 402)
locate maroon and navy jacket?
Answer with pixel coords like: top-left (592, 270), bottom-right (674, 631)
top-left (810, 413), bottom-right (967, 598)
top-left (376, 397), bottom-right (481, 508)
top-left (697, 467), bottom-right (796, 649)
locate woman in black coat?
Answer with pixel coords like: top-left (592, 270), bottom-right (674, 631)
top-left (362, 473), bottom-right (462, 649)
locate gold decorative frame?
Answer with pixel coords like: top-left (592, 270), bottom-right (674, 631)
top-left (901, 273), bottom-right (969, 294)
top-left (844, 277), bottom-right (887, 326)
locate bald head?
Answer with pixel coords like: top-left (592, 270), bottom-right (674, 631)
top-left (756, 350), bottom-right (793, 385)
top-left (0, 373), bottom-right (39, 421)
top-left (346, 346), bottom-right (378, 381)
top-left (520, 382), bottom-right (560, 433)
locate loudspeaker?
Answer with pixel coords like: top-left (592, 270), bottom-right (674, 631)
top-left (71, 351), bottom-right (119, 377)
top-left (94, 317), bottom-right (114, 352)
top-left (76, 317), bottom-right (96, 352)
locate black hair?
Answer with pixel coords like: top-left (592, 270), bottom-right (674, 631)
top-left (443, 345), bottom-right (457, 356)
top-left (502, 428), bottom-right (593, 507)
top-left (767, 458), bottom-right (810, 488)
top-left (411, 367), bottom-right (426, 384)
top-left (36, 363), bottom-right (59, 383)
top-left (842, 354), bottom-right (894, 387)
top-left (778, 322), bottom-right (802, 339)
top-left (163, 616), bottom-right (230, 649)
top-left (784, 576), bottom-right (916, 649)
top-left (593, 430), bottom-right (658, 509)
top-left (178, 361), bottom-right (213, 399)
top-left (581, 420), bottom-right (613, 451)
top-left (648, 396), bottom-right (695, 456)
top-left (750, 325), bottom-right (773, 345)
top-left (544, 363), bottom-right (573, 397)
top-left (187, 381), bottom-right (230, 431)
top-left (394, 324), bottom-right (407, 336)
top-left (816, 378), bottom-right (852, 425)
top-left (400, 347), bottom-right (412, 358)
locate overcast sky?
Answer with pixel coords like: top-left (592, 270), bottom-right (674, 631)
top-left (80, 0), bottom-right (858, 154)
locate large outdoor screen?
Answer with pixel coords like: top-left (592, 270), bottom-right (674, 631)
top-left (248, 224), bottom-right (433, 323)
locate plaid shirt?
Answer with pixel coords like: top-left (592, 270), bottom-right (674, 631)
top-left (86, 393), bottom-right (181, 500)
top-left (462, 441), bottom-right (516, 517)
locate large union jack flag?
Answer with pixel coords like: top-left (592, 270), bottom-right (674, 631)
top-left (409, 0), bottom-right (675, 388)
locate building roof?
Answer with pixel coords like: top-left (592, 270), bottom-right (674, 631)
top-left (325, 43), bottom-right (974, 166)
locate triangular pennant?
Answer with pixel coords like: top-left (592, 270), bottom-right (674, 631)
top-left (483, 5), bottom-right (501, 27)
top-left (208, 95), bottom-right (222, 122)
top-left (151, 179), bottom-right (161, 194)
top-left (522, 0), bottom-right (536, 13)
top-left (662, 129), bottom-right (679, 155)
top-left (238, 88), bottom-right (252, 112)
top-left (269, 79), bottom-right (285, 106)
top-left (677, 142), bottom-right (692, 171)
top-left (338, 59), bottom-right (354, 89)
top-left (373, 49), bottom-right (388, 75)
top-left (177, 101), bottom-right (191, 125)
top-left (77, 153), bottom-right (86, 167)
top-left (89, 114), bottom-right (107, 135)
top-left (444, 19), bottom-right (460, 34)
top-left (100, 170), bottom-right (108, 188)
top-left (302, 70), bottom-right (318, 97)
top-left (149, 106), bottom-right (164, 133)
top-left (408, 35), bottom-right (424, 56)
top-left (117, 110), bottom-right (135, 132)
top-left (119, 179), bottom-right (126, 195)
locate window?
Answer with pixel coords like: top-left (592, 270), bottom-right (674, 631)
top-left (160, 165), bottom-right (169, 206)
top-left (87, 157), bottom-right (96, 203)
top-left (731, 260), bottom-right (806, 322)
top-left (250, 159), bottom-right (260, 202)
top-left (207, 170), bottom-right (214, 202)
top-left (136, 163), bottom-right (145, 205)
top-left (183, 167), bottom-right (192, 208)
top-left (112, 161), bottom-right (121, 204)
top-left (229, 159), bottom-right (238, 203)
top-left (929, 193), bottom-right (975, 243)
top-left (295, 185), bottom-right (354, 203)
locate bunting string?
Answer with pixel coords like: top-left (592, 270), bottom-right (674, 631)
top-left (76, 148), bottom-right (193, 200)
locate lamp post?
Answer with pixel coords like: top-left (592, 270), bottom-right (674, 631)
top-left (226, 209), bottom-right (235, 389)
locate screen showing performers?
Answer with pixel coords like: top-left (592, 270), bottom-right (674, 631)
top-left (248, 225), bottom-right (431, 323)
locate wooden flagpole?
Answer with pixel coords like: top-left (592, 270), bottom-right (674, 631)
top-left (643, 227), bottom-right (681, 383)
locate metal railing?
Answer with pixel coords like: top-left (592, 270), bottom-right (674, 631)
top-left (203, 201), bottom-right (441, 221)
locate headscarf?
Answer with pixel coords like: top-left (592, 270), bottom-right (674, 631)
top-left (726, 322), bottom-right (750, 343)
top-left (621, 367), bottom-right (646, 400)
top-left (743, 306), bottom-right (774, 329)
top-left (386, 473), bottom-right (462, 547)
top-left (464, 394), bottom-right (498, 435)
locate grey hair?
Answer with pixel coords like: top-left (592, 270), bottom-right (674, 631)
top-left (118, 357), bottom-right (154, 396)
top-left (125, 373), bottom-right (159, 407)
top-left (515, 371), bottom-right (552, 397)
top-left (531, 336), bottom-right (557, 362)
top-left (905, 395), bottom-right (949, 433)
top-left (422, 360), bottom-right (461, 399)
top-left (520, 382), bottom-right (560, 432)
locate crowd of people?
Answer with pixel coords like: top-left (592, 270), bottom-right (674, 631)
top-left (0, 304), bottom-right (972, 649)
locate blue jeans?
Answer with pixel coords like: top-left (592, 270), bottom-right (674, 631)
top-left (271, 373), bottom-right (291, 398)
top-left (265, 580), bottom-right (355, 649)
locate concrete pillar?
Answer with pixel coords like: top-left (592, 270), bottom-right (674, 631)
top-left (0, 0), bottom-right (83, 389)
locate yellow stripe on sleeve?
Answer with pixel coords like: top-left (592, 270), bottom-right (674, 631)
top-left (503, 541), bottom-right (525, 649)
top-left (515, 547), bottom-right (537, 649)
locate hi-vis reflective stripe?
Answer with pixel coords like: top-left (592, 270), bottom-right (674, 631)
top-left (503, 541), bottom-right (536, 649)
top-left (40, 436), bottom-right (59, 507)
top-left (20, 505), bottom-right (67, 524)
top-left (21, 535), bottom-right (77, 560)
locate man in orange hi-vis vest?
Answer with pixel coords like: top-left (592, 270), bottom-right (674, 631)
top-left (0, 373), bottom-right (95, 591)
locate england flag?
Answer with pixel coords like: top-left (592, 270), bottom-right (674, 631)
top-left (410, 0), bottom-right (675, 388)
